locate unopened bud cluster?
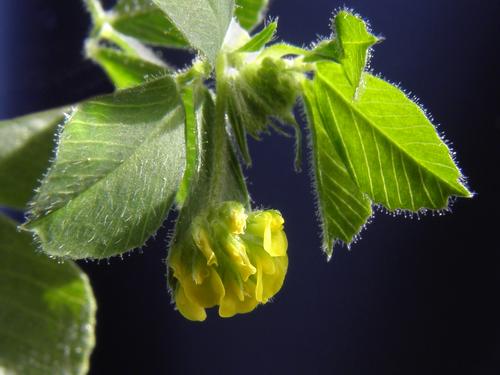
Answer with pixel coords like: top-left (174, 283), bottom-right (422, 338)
top-left (167, 201), bottom-right (288, 321)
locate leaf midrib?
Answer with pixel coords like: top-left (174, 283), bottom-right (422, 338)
top-left (317, 70), bottom-right (466, 196)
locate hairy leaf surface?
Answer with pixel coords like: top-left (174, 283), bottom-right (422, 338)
top-left (333, 10), bottom-right (378, 94)
top-left (153, 0), bottom-right (234, 64)
top-left (109, 0), bottom-right (189, 48)
top-left (235, 0), bottom-right (269, 30)
top-left (0, 215), bottom-right (96, 375)
top-left (0, 107), bottom-right (67, 209)
top-left (313, 62), bottom-right (470, 211)
top-left (26, 76), bottom-right (186, 259)
top-left (303, 82), bottom-right (372, 255)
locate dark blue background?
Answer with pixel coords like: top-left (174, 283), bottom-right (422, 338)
top-left (1, 1), bottom-right (499, 374)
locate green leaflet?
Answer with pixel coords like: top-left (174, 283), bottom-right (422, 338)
top-left (87, 42), bottom-right (170, 89)
top-left (0, 107), bottom-right (67, 209)
top-left (0, 215), bottom-right (96, 375)
top-left (153, 0), bottom-right (234, 65)
top-left (235, 0), bottom-right (269, 31)
top-left (108, 0), bottom-right (189, 48)
top-left (304, 40), bottom-right (338, 63)
top-left (237, 21), bottom-right (277, 52)
top-left (304, 10), bottom-right (378, 94)
top-left (333, 10), bottom-right (378, 94)
top-left (25, 76), bottom-right (186, 259)
top-left (313, 62), bottom-right (470, 212)
top-left (303, 82), bottom-right (372, 255)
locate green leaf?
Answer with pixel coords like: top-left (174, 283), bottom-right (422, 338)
top-left (235, 0), bottom-right (269, 31)
top-left (109, 0), bottom-right (189, 48)
top-left (25, 76), bottom-right (186, 259)
top-left (237, 20), bottom-right (277, 52)
top-left (303, 40), bottom-right (338, 63)
top-left (152, 0), bottom-right (234, 64)
top-left (303, 81), bottom-right (372, 255)
top-left (332, 10), bottom-right (379, 94)
top-left (0, 215), bottom-right (96, 375)
top-left (0, 107), bottom-right (67, 209)
top-left (87, 42), bottom-right (170, 89)
top-left (312, 62), bottom-right (470, 212)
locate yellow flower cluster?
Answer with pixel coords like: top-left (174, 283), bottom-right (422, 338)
top-left (168, 201), bottom-right (288, 321)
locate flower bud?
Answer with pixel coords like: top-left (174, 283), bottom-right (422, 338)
top-left (226, 56), bottom-right (301, 138)
top-left (167, 202), bottom-right (288, 321)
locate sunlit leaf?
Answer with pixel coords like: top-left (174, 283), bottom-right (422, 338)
top-left (303, 81), bottom-right (372, 255)
top-left (332, 10), bottom-right (378, 94)
top-left (304, 10), bottom-right (378, 94)
top-left (313, 62), bottom-right (470, 212)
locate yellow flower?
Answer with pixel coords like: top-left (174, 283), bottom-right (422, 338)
top-left (167, 201), bottom-right (288, 321)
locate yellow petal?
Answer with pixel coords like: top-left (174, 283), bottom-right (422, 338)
top-left (223, 238), bottom-right (256, 281)
top-left (253, 257), bottom-right (264, 302)
top-left (228, 205), bottom-right (247, 234)
top-left (219, 282), bottom-right (259, 318)
top-left (262, 256), bottom-right (288, 302)
top-left (193, 227), bottom-right (218, 266)
top-left (266, 229), bottom-right (288, 257)
top-left (183, 268), bottom-right (225, 308)
top-left (175, 286), bottom-right (207, 321)
top-left (263, 218), bottom-right (273, 253)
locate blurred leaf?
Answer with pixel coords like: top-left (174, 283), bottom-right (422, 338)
top-left (313, 62), bottom-right (470, 212)
top-left (25, 76), bottom-right (186, 259)
top-left (0, 107), bottom-right (67, 209)
top-left (235, 0), bottom-right (269, 31)
top-left (153, 0), bottom-right (234, 64)
top-left (87, 42), bottom-right (170, 89)
top-left (303, 80), bottom-right (372, 255)
top-left (109, 0), bottom-right (189, 48)
top-left (0, 215), bottom-right (96, 375)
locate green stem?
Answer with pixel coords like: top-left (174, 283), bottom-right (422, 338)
top-left (84, 0), bottom-right (105, 31)
top-left (207, 53), bottom-right (230, 203)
